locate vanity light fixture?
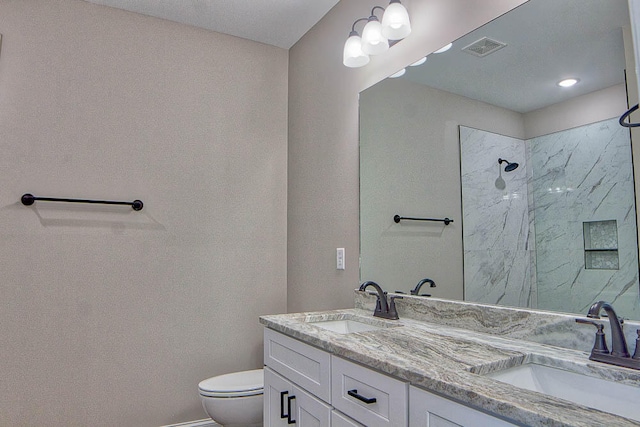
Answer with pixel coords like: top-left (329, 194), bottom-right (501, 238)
top-left (557, 78), bottom-right (579, 87)
top-left (409, 57), bottom-right (427, 66)
top-left (343, 0), bottom-right (411, 68)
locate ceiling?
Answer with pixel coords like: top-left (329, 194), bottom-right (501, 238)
top-left (402, 0), bottom-right (629, 113)
top-left (83, 0), bottom-right (341, 49)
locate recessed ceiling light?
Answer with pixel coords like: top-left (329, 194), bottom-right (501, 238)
top-left (389, 68), bottom-right (406, 78)
top-left (434, 43), bottom-right (453, 53)
top-left (409, 57), bottom-right (427, 66)
top-left (557, 78), bottom-right (579, 87)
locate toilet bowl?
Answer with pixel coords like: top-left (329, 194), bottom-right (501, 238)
top-left (198, 368), bottom-right (263, 427)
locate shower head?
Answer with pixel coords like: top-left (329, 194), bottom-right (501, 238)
top-left (498, 158), bottom-right (519, 172)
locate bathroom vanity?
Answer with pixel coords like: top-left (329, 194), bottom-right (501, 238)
top-left (261, 293), bottom-right (640, 426)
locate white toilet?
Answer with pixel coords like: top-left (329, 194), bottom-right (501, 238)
top-left (198, 368), bottom-right (264, 427)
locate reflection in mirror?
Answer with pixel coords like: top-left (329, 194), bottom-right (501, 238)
top-left (359, 0), bottom-right (640, 319)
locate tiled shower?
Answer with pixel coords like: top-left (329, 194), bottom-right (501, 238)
top-left (460, 118), bottom-right (640, 319)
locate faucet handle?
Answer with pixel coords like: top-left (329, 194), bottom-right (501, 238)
top-left (387, 295), bottom-right (403, 320)
top-left (576, 318), bottom-right (609, 355)
top-left (633, 330), bottom-right (640, 360)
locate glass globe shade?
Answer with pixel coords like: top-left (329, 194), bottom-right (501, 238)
top-left (362, 19), bottom-right (389, 55)
top-left (343, 34), bottom-right (370, 68)
top-left (381, 2), bottom-right (411, 40)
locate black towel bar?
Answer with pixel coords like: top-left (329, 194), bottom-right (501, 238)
top-left (21, 193), bottom-right (143, 211)
top-left (394, 214), bottom-right (453, 225)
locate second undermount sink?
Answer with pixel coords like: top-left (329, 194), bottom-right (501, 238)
top-left (303, 313), bottom-right (398, 334)
top-left (482, 357), bottom-right (640, 422)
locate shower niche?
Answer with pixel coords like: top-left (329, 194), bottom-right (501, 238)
top-left (583, 220), bottom-right (619, 270)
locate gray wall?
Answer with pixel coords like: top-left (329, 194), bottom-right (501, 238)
top-left (287, 0), bottom-right (528, 312)
top-left (0, 1), bottom-right (287, 426)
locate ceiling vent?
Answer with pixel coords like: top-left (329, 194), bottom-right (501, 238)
top-left (462, 37), bottom-right (507, 57)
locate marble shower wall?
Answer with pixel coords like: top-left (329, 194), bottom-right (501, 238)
top-left (460, 127), bottom-right (535, 307)
top-left (530, 118), bottom-right (640, 318)
top-left (461, 119), bottom-right (640, 319)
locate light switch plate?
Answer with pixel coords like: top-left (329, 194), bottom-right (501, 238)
top-left (336, 248), bottom-right (345, 270)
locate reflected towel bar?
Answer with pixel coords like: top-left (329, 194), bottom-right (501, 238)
top-left (394, 214), bottom-right (453, 225)
top-left (21, 193), bottom-right (143, 211)
top-left (619, 104), bottom-right (640, 128)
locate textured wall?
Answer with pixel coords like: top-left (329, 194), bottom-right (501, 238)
top-left (0, 1), bottom-right (287, 425)
top-left (287, 0), bottom-right (528, 312)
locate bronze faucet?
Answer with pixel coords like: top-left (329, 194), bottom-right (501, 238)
top-left (576, 301), bottom-right (640, 370)
top-left (411, 278), bottom-right (436, 296)
top-left (358, 281), bottom-right (402, 320)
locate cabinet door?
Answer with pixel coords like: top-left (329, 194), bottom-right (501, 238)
top-left (332, 410), bottom-right (365, 427)
top-left (264, 367), bottom-right (331, 427)
top-left (265, 367), bottom-right (296, 427)
top-left (409, 386), bottom-right (518, 427)
top-left (291, 384), bottom-right (331, 427)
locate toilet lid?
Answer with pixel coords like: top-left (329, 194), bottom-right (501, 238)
top-left (199, 369), bottom-right (264, 396)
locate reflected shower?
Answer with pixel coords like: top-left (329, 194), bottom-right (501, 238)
top-left (498, 158), bottom-right (519, 172)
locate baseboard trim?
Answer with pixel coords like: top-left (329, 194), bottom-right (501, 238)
top-left (160, 419), bottom-right (219, 427)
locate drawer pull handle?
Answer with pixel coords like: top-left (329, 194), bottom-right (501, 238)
top-left (280, 391), bottom-right (289, 419)
top-left (348, 389), bottom-right (377, 404)
top-left (287, 395), bottom-right (296, 424)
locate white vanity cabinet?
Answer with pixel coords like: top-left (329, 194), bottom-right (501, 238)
top-left (264, 327), bottom-right (517, 427)
top-left (264, 328), bottom-right (409, 427)
top-left (409, 386), bottom-right (518, 427)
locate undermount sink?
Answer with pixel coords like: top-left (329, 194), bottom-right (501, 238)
top-left (303, 313), bottom-right (398, 334)
top-left (310, 319), bottom-right (383, 333)
top-left (483, 358), bottom-right (640, 422)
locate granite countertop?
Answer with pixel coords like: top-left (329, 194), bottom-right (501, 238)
top-left (260, 308), bottom-right (640, 427)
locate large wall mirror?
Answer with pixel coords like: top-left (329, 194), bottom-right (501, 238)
top-left (359, 0), bottom-right (640, 320)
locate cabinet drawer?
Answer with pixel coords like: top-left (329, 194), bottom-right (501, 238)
top-left (264, 328), bottom-right (331, 402)
top-left (409, 386), bottom-right (518, 427)
top-left (331, 356), bottom-right (408, 427)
